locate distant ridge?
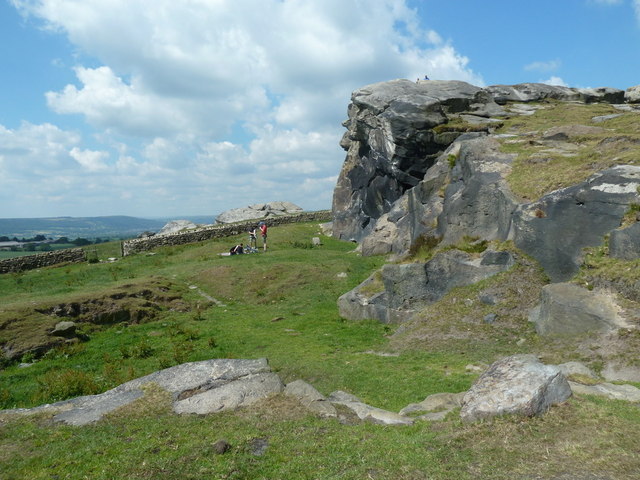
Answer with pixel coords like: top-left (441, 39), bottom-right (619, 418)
top-left (0, 215), bottom-right (212, 239)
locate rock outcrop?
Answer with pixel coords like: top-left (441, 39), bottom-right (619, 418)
top-left (216, 202), bottom-right (303, 224)
top-left (338, 248), bottom-right (514, 323)
top-left (332, 79), bottom-right (506, 242)
top-left (331, 79), bottom-right (640, 284)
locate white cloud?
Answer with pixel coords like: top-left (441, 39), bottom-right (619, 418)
top-left (589, 0), bottom-right (623, 5)
top-left (7, 0), bottom-right (485, 217)
top-left (524, 59), bottom-right (562, 72)
top-left (426, 30), bottom-right (443, 45)
top-left (69, 147), bottom-right (109, 172)
top-left (635, 0), bottom-right (640, 22)
top-left (541, 76), bottom-right (569, 87)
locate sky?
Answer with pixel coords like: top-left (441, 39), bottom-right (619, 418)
top-left (1, 0), bottom-right (640, 219)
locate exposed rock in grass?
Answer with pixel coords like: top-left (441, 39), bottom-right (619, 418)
top-left (327, 390), bottom-right (414, 425)
top-left (284, 380), bottom-right (337, 418)
top-left (569, 381), bottom-right (640, 402)
top-left (399, 392), bottom-right (465, 420)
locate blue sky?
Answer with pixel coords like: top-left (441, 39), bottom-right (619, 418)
top-left (1, 0), bottom-right (639, 219)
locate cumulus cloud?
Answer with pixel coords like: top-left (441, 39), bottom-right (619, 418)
top-left (7, 0), bottom-right (484, 217)
top-left (69, 147), bottom-right (109, 172)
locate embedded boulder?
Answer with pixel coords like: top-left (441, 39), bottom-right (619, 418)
top-left (460, 355), bottom-right (571, 422)
top-left (529, 283), bottom-right (628, 336)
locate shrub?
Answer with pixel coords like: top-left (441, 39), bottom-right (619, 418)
top-left (33, 368), bottom-right (100, 403)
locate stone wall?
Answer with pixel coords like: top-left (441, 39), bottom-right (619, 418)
top-left (0, 248), bottom-right (87, 274)
top-left (122, 210), bottom-right (332, 256)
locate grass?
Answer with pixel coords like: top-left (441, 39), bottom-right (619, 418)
top-left (496, 101), bottom-right (640, 201)
top-left (1, 222), bottom-right (640, 479)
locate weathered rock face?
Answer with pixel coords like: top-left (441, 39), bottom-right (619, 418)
top-left (332, 79), bottom-right (506, 242)
top-left (529, 283), bottom-right (628, 335)
top-left (460, 355), bottom-right (572, 422)
top-left (511, 166), bottom-right (640, 282)
top-left (436, 136), bottom-right (518, 245)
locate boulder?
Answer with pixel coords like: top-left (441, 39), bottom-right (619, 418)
top-left (327, 390), bottom-right (413, 425)
top-left (486, 83), bottom-right (583, 104)
top-left (51, 321), bottom-right (77, 338)
top-left (530, 283), bottom-right (628, 335)
top-left (609, 222), bottom-right (640, 260)
top-left (512, 165), bottom-right (640, 282)
top-left (577, 87), bottom-right (625, 104)
top-left (601, 363), bottom-right (640, 383)
top-left (460, 355), bottom-right (572, 422)
top-left (625, 85), bottom-right (640, 103)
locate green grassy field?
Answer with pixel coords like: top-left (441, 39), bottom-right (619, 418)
top-left (1, 223), bottom-right (639, 479)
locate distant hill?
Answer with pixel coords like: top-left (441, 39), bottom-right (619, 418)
top-left (0, 215), bottom-right (214, 240)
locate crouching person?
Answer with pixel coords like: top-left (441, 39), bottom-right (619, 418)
top-left (230, 243), bottom-right (244, 255)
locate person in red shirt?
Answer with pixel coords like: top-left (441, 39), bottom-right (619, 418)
top-left (259, 222), bottom-right (268, 251)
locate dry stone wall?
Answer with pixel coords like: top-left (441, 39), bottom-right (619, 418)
top-left (122, 210), bottom-right (331, 256)
top-left (0, 248), bottom-right (86, 274)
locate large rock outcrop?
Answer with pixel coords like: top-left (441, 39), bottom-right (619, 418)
top-left (332, 79), bottom-right (506, 242)
top-left (331, 79), bottom-right (640, 284)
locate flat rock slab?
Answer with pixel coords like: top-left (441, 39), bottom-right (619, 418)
top-left (2, 358), bottom-right (277, 426)
top-left (569, 381), bottom-right (640, 402)
top-left (328, 391), bottom-right (413, 425)
top-left (174, 373), bottom-right (283, 414)
top-left (460, 355), bottom-right (571, 422)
